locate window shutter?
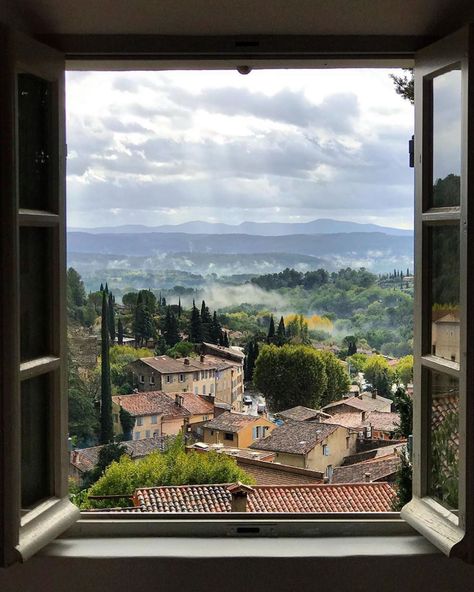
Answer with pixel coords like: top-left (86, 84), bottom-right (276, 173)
top-left (0, 25), bottom-right (79, 567)
top-left (401, 24), bottom-right (474, 562)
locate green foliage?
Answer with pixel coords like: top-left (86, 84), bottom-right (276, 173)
top-left (244, 339), bottom-right (259, 382)
top-left (189, 300), bottom-right (203, 343)
top-left (275, 316), bottom-right (286, 346)
top-left (68, 356), bottom-right (99, 447)
top-left (108, 345), bottom-right (152, 393)
top-left (84, 442), bottom-right (129, 487)
top-left (119, 408), bottom-right (135, 441)
top-left (81, 436), bottom-right (254, 509)
top-left (390, 68), bottom-right (414, 104)
top-left (254, 344), bottom-right (327, 412)
top-left (67, 267), bottom-right (88, 323)
top-left (392, 449), bottom-right (413, 511)
top-left (318, 350), bottom-right (351, 405)
top-left (363, 355), bottom-right (394, 398)
top-left (166, 341), bottom-right (195, 359)
top-left (396, 355), bottom-right (413, 386)
top-left (108, 292), bottom-right (116, 343)
top-left (117, 317), bottom-right (124, 345)
top-left (392, 386), bottom-right (412, 439)
top-left (431, 410), bottom-right (459, 510)
top-left (267, 315), bottom-right (275, 343)
top-left (162, 306), bottom-right (180, 347)
top-left (285, 314), bottom-right (310, 344)
top-left (133, 290), bottom-right (156, 347)
top-left (346, 353), bottom-right (368, 374)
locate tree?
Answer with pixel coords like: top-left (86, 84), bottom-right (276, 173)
top-left (363, 355), bottom-right (393, 398)
top-left (343, 335), bottom-right (357, 356)
top-left (119, 408), bottom-right (135, 441)
top-left (117, 318), bottom-right (124, 346)
top-left (100, 291), bottom-right (113, 444)
top-left (122, 291), bottom-right (138, 311)
top-left (254, 344), bottom-right (327, 412)
top-left (396, 355), bottom-right (414, 386)
top-left (133, 291), bottom-right (156, 347)
top-left (275, 316), bottom-right (286, 346)
top-left (108, 291), bottom-right (116, 343)
top-left (285, 314), bottom-right (310, 344)
top-left (319, 350), bottom-right (351, 406)
top-left (392, 450), bottom-right (413, 511)
top-left (390, 68), bottom-right (414, 104)
top-left (163, 307), bottom-right (180, 347)
top-left (200, 300), bottom-right (212, 342)
top-left (67, 267), bottom-right (87, 322)
top-left (178, 297), bottom-right (182, 318)
top-left (346, 353), bottom-right (368, 374)
top-left (267, 315), bottom-right (275, 344)
top-left (392, 386), bottom-right (412, 439)
top-left (166, 341), bottom-right (195, 359)
top-left (222, 331), bottom-right (229, 348)
top-left (109, 345), bottom-right (152, 394)
top-left (68, 354), bottom-right (99, 447)
top-left (210, 311), bottom-right (222, 345)
top-left (81, 435), bottom-right (254, 509)
top-left (189, 300), bottom-right (203, 343)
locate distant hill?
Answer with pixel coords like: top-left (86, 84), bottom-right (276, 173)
top-left (69, 218), bottom-right (412, 237)
top-left (67, 230), bottom-right (413, 275)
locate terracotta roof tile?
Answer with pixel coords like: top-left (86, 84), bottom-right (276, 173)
top-left (332, 455), bottom-right (400, 484)
top-left (163, 392), bottom-right (214, 416)
top-left (203, 411), bottom-right (267, 433)
top-left (249, 421), bottom-right (340, 455)
top-left (132, 482), bottom-right (395, 513)
top-left (112, 391), bottom-right (191, 418)
top-left (277, 406), bottom-right (330, 422)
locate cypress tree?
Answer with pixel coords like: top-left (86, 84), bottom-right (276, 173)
top-left (245, 341), bottom-right (254, 381)
top-left (163, 307), bottom-right (180, 347)
top-left (189, 300), bottom-right (203, 343)
top-left (178, 297), bottom-right (182, 318)
top-left (119, 407), bottom-right (135, 441)
top-left (267, 315), bottom-right (275, 344)
top-left (223, 331), bottom-right (230, 348)
top-left (100, 283), bottom-right (104, 292)
top-left (108, 291), bottom-right (116, 343)
top-left (117, 317), bottom-right (124, 346)
top-left (210, 311), bottom-right (221, 344)
top-left (105, 282), bottom-right (109, 293)
top-left (100, 291), bottom-right (113, 444)
top-left (200, 300), bottom-right (212, 342)
top-left (276, 316), bottom-right (286, 346)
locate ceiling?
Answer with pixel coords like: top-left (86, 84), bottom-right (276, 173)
top-left (2, 0), bottom-right (474, 37)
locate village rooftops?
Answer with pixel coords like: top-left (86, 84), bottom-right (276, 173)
top-left (323, 394), bottom-right (392, 414)
top-left (321, 410), bottom-right (400, 432)
top-left (164, 391), bottom-right (214, 416)
top-left (201, 342), bottom-right (245, 361)
top-left (112, 391), bottom-right (191, 419)
top-left (331, 454), bottom-right (400, 484)
top-left (131, 482), bottom-right (396, 513)
top-left (202, 411), bottom-right (265, 433)
top-left (277, 406), bottom-right (331, 422)
top-left (249, 421), bottom-right (339, 455)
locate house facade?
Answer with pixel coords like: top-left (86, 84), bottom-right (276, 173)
top-left (128, 354), bottom-right (244, 409)
top-left (201, 412), bottom-right (275, 448)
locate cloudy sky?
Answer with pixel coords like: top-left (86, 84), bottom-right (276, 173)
top-left (66, 68), bottom-right (414, 229)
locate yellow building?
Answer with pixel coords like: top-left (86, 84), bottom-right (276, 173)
top-left (250, 421), bottom-right (357, 479)
top-left (128, 354), bottom-right (244, 409)
top-left (201, 412), bottom-right (275, 449)
top-left (112, 390), bottom-right (214, 441)
top-left (432, 313), bottom-right (460, 362)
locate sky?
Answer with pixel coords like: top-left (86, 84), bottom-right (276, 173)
top-left (66, 68), bottom-right (414, 230)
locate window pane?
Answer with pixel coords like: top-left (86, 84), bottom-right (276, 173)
top-left (21, 374), bottom-right (51, 508)
top-left (20, 227), bottom-right (52, 361)
top-left (430, 226), bottom-right (459, 362)
top-left (431, 68), bottom-right (461, 208)
top-left (429, 370), bottom-right (459, 516)
top-left (18, 73), bottom-right (54, 211)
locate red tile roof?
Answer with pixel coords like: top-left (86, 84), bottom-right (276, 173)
top-left (203, 411), bottom-right (269, 433)
top-left (249, 421), bottom-right (340, 455)
top-left (112, 391), bottom-right (191, 419)
top-left (277, 406), bottom-right (330, 422)
top-left (164, 392), bottom-right (214, 416)
top-left (331, 455), bottom-right (400, 484)
top-left (132, 482), bottom-right (395, 513)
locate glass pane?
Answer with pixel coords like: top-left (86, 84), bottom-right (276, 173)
top-left (18, 73), bottom-right (54, 211)
top-left (431, 68), bottom-right (461, 208)
top-left (20, 227), bottom-right (52, 361)
top-left (21, 374), bottom-right (51, 508)
top-left (429, 370), bottom-right (459, 515)
top-left (430, 226), bottom-right (459, 362)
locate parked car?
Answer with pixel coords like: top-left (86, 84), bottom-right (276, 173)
top-left (243, 395), bottom-right (253, 405)
top-left (257, 402), bottom-right (266, 414)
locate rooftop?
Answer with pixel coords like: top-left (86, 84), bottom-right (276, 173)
top-left (203, 411), bottom-right (267, 433)
top-left (134, 354), bottom-right (235, 375)
top-left (323, 394), bottom-right (392, 414)
top-left (132, 482), bottom-right (396, 513)
top-left (112, 391), bottom-right (191, 419)
top-left (164, 392), bottom-right (214, 416)
top-left (277, 406), bottom-right (330, 422)
top-left (331, 455), bottom-right (400, 484)
top-left (249, 421), bottom-right (339, 455)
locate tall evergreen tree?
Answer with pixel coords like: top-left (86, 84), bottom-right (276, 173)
top-left (117, 317), bottom-right (124, 346)
top-left (222, 331), bottom-right (230, 348)
top-left (200, 300), bottom-right (212, 342)
top-left (276, 316), bottom-right (286, 346)
top-left (105, 282), bottom-right (109, 294)
top-left (245, 341), bottom-right (255, 381)
top-left (163, 307), bottom-right (180, 347)
top-left (189, 300), bottom-right (203, 343)
top-left (100, 291), bottom-right (113, 444)
top-left (108, 291), bottom-right (116, 343)
top-left (100, 283), bottom-right (104, 292)
top-left (210, 311), bottom-right (222, 345)
top-left (267, 315), bottom-right (275, 344)
top-left (178, 297), bottom-right (182, 318)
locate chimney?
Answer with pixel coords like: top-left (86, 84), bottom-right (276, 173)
top-left (364, 472), bottom-right (371, 482)
top-left (227, 482), bottom-right (254, 512)
top-left (175, 394), bottom-right (183, 407)
top-left (184, 358), bottom-right (190, 365)
top-left (200, 354), bottom-right (205, 363)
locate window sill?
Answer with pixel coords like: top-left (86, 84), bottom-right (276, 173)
top-left (40, 533), bottom-right (440, 559)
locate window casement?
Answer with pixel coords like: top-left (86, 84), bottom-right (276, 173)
top-left (0, 25), bottom-right (79, 567)
top-left (151, 415), bottom-right (158, 425)
top-left (3, 21), bottom-right (474, 569)
top-left (401, 25), bottom-right (474, 562)
top-left (139, 375), bottom-right (145, 384)
top-left (136, 417), bottom-right (143, 427)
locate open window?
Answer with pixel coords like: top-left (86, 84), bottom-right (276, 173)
top-left (3, 20), bottom-right (474, 566)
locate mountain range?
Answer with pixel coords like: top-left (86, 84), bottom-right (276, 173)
top-left (69, 218), bottom-right (413, 237)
